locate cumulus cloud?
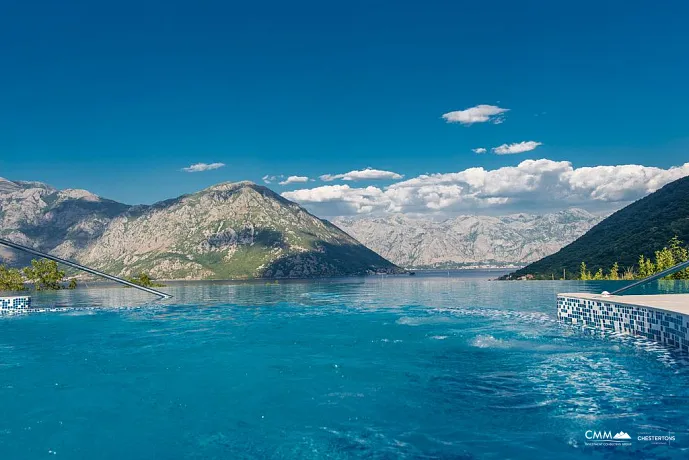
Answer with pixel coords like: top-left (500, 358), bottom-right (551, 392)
top-left (181, 162), bottom-right (225, 173)
top-left (279, 175), bottom-right (310, 185)
top-left (492, 141), bottom-right (542, 155)
top-left (262, 174), bottom-right (285, 184)
top-left (283, 184), bottom-right (387, 215)
top-left (472, 147), bottom-right (487, 154)
top-left (442, 105), bottom-right (509, 126)
top-left (320, 167), bottom-right (403, 182)
top-left (282, 159), bottom-right (689, 216)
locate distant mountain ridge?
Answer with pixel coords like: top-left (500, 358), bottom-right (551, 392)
top-left (0, 180), bottom-right (400, 279)
top-left (0, 177), bottom-right (130, 265)
top-left (333, 209), bottom-right (603, 269)
top-left (509, 175), bottom-right (689, 279)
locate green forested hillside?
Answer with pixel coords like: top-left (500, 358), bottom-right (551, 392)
top-left (506, 175), bottom-right (689, 279)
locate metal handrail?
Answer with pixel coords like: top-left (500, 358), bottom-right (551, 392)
top-left (0, 237), bottom-right (172, 299)
top-left (611, 259), bottom-right (689, 295)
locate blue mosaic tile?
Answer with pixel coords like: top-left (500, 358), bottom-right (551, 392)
top-left (557, 295), bottom-right (689, 351)
top-left (0, 296), bottom-right (32, 314)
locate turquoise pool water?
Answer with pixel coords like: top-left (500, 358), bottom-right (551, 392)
top-left (1, 273), bottom-right (688, 459)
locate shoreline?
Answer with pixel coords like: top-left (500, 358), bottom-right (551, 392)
top-left (1, 268), bottom-right (523, 294)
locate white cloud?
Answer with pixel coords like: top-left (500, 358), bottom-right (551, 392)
top-left (472, 147), bottom-right (487, 154)
top-left (282, 159), bottom-right (689, 216)
top-left (181, 162), bottom-right (225, 173)
top-left (442, 105), bottom-right (509, 126)
top-left (492, 141), bottom-right (542, 155)
top-left (279, 175), bottom-right (310, 185)
top-left (320, 167), bottom-right (403, 182)
top-left (282, 184), bottom-right (387, 215)
top-left (262, 174), bottom-right (285, 184)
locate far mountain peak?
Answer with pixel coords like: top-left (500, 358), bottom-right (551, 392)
top-left (332, 209), bottom-right (603, 269)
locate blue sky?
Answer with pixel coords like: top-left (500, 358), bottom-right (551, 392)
top-left (1, 0), bottom-right (688, 215)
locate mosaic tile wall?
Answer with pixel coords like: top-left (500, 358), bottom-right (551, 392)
top-left (0, 296), bottom-right (32, 314)
top-left (557, 295), bottom-right (689, 352)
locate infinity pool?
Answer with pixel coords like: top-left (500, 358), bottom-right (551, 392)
top-left (1, 273), bottom-right (687, 459)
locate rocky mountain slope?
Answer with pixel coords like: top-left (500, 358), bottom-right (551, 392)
top-left (0, 178), bottom-right (400, 279)
top-left (509, 175), bottom-right (689, 279)
top-left (332, 209), bottom-right (603, 268)
top-left (0, 177), bottom-right (129, 265)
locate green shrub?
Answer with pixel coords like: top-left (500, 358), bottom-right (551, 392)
top-left (0, 265), bottom-right (26, 291)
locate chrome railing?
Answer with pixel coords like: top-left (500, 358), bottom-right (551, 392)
top-left (0, 237), bottom-right (172, 299)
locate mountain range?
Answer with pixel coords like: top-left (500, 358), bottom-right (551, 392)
top-left (509, 175), bottom-right (689, 279)
top-left (0, 178), bottom-right (400, 279)
top-left (333, 211), bottom-right (603, 269)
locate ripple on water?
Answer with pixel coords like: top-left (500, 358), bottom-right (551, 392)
top-left (470, 334), bottom-right (510, 349)
top-left (526, 353), bottom-right (652, 420)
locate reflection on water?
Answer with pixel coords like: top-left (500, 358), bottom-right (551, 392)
top-left (638, 279), bottom-right (689, 295)
top-left (0, 271), bottom-right (688, 459)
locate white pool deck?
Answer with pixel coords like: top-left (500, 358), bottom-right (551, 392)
top-left (559, 293), bottom-right (689, 315)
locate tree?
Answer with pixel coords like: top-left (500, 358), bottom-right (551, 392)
top-left (592, 268), bottom-right (604, 280)
top-left (138, 273), bottom-right (151, 286)
top-left (607, 262), bottom-right (619, 280)
top-left (637, 255), bottom-right (655, 278)
top-left (68, 278), bottom-right (77, 289)
top-left (0, 265), bottom-right (26, 291)
top-left (667, 236), bottom-right (689, 280)
top-left (126, 272), bottom-right (164, 288)
top-left (579, 262), bottom-right (591, 280)
top-left (654, 246), bottom-right (676, 273)
top-left (23, 259), bottom-right (66, 290)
